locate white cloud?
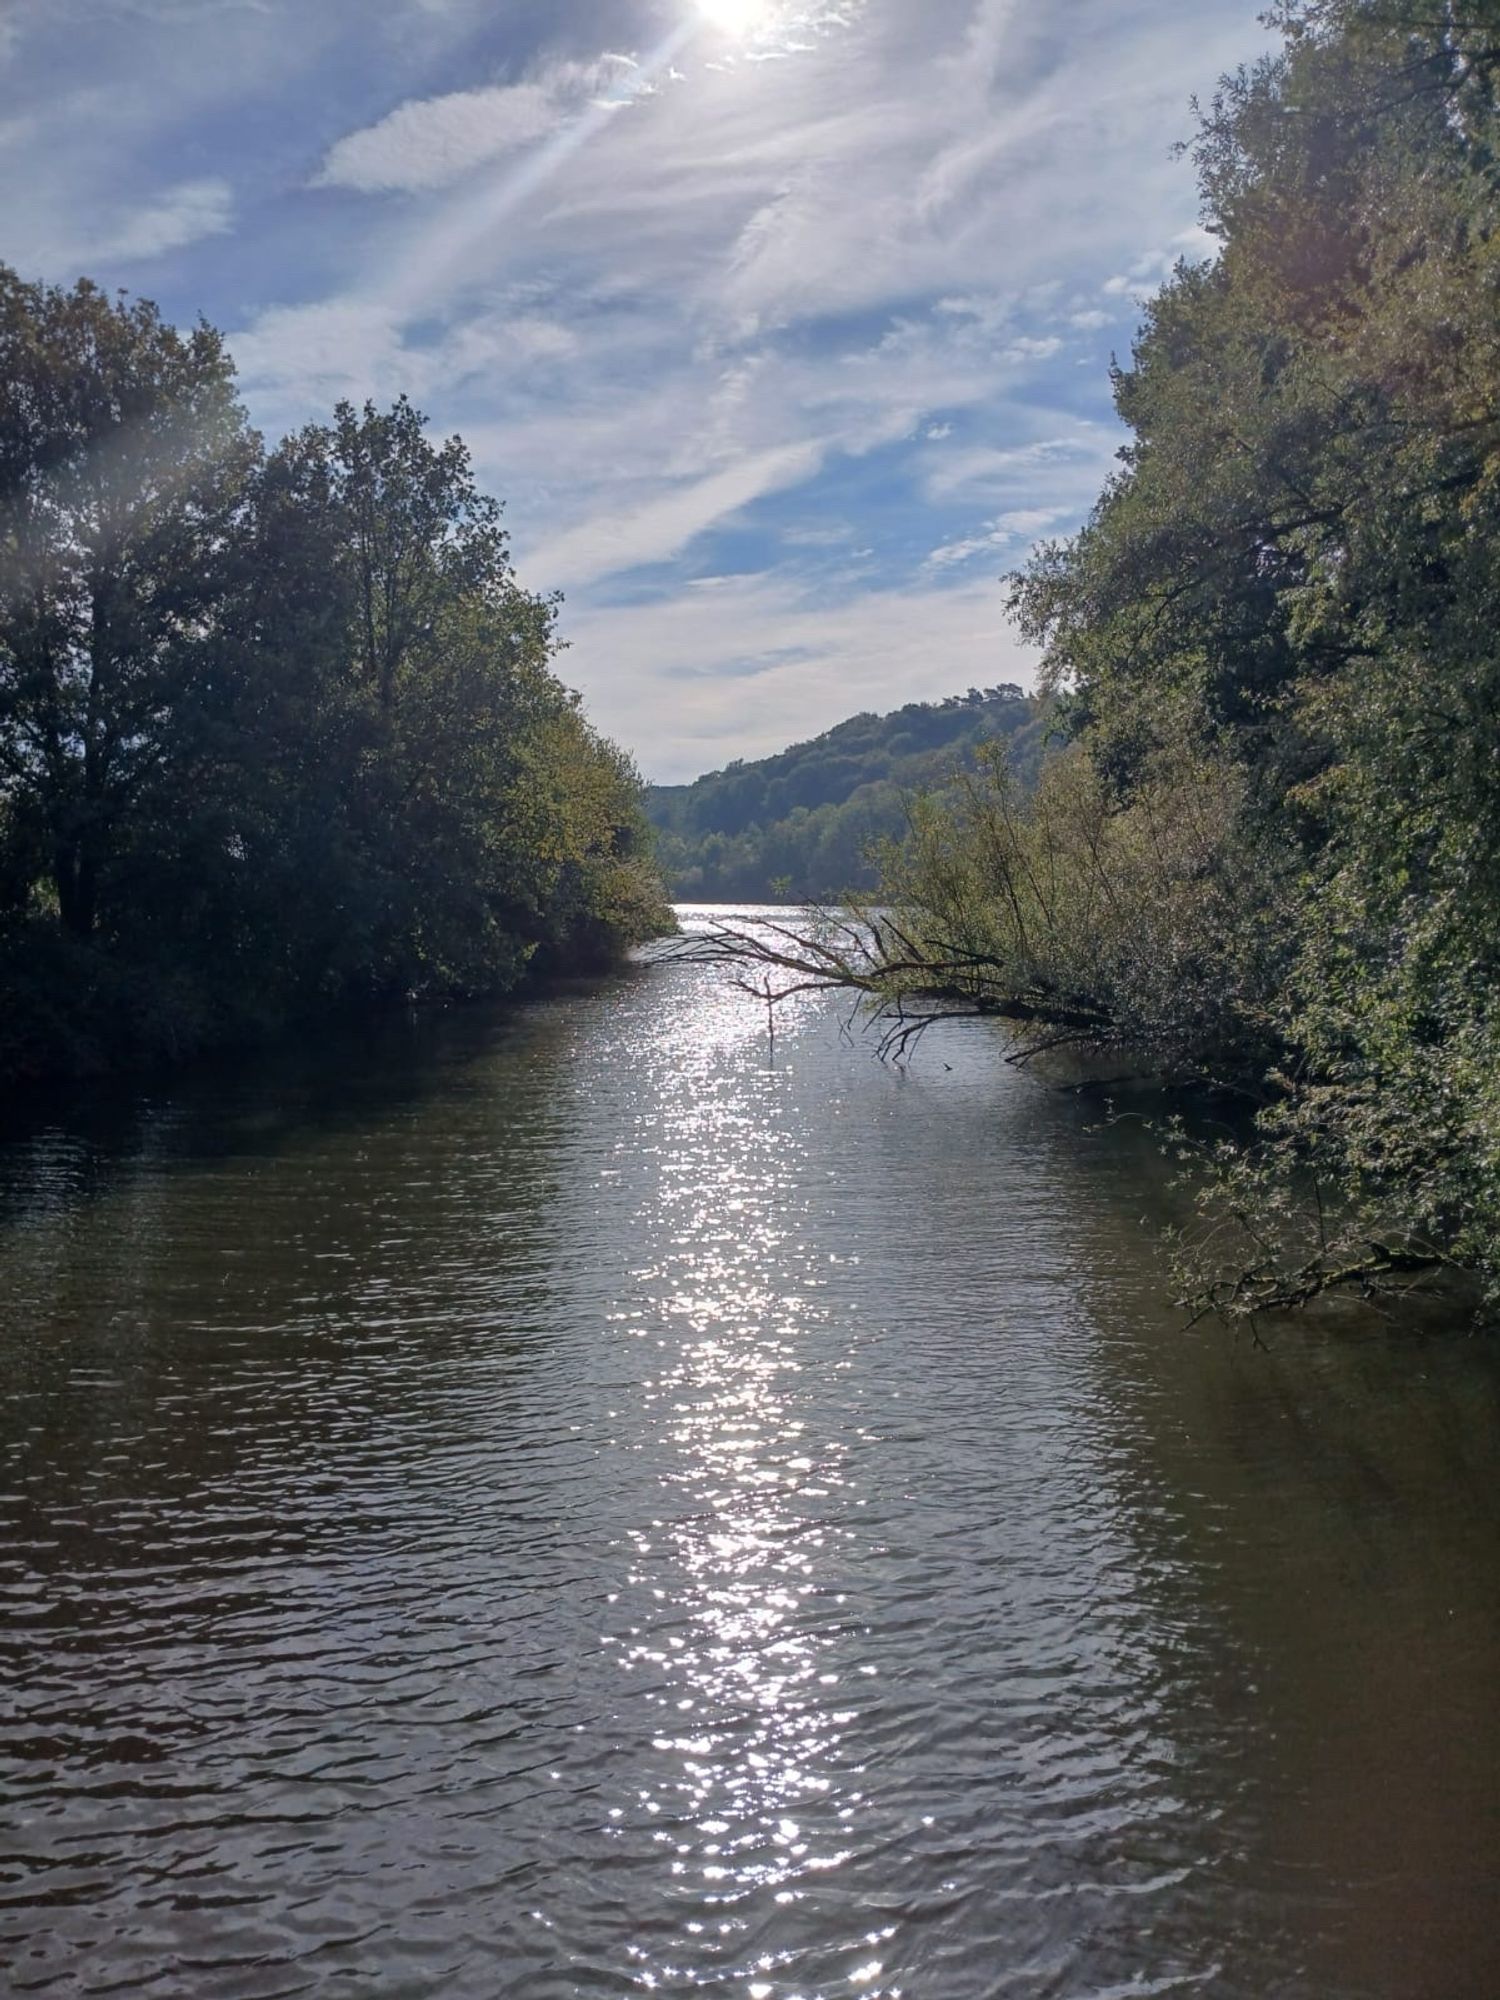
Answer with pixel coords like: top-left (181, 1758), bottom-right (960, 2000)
top-left (440, 312), bottom-right (579, 376)
top-left (1173, 223), bottom-right (1219, 260)
top-left (925, 506), bottom-right (1064, 571)
top-left (86, 177), bottom-right (233, 263)
top-left (225, 291), bottom-right (590, 452)
top-left (1102, 224), bottom-right (1220, 301)
top-left (227, 299), bottom-right (409, 416)
top-left (2, 0), bottom-right (1274, 780)
top-left (523, 439), bottom-right (825, 590)
top-left (224, 0), bottom-right (1263, 612)
top-left (318, 83), bottom-right (558, 194)
top-left (1001, 334), bottom-right (1061, 363)
top-left (315, 57), bottom-right (645, 195)
top-left (925, 533), bottom-right (994, 571)
top-left (781, 520), bottom-right (857, 548)
top-left (920, 435), bottom-right (1108, 504)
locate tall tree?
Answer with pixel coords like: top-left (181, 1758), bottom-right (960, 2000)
top-left (1011, 0), bottom-right (1500, 1307)
top-left (265, 399), bottom-right (570, 994)
top-left (0, 270), bottom-right (259, 939)
top-left (0, 294), bottom-right (671, 1090)
top-left (310, 395), bottom-right (510, 716)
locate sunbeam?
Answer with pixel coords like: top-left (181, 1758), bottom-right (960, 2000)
top-left (374, 22), bottom-right (696, 319)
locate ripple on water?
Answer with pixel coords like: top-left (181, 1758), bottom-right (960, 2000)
top-left (2, 931), bottom-right (1499, 1997)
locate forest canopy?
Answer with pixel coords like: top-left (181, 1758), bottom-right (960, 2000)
top-left (0, 271), bottom-right (671, 1092)
top-left (646, 686), bottom-right (1041, 903)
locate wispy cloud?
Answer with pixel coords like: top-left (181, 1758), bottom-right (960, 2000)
top-left (924, 506), bottom-right (1065, 572)
top-left (104, 178), bottom-right (234, 262)
top-left (315, 58), bottom-right (650, 194)
top-left (226, 299), bottom-right (407, 407)
top-left (1100, 224), bottom-right (1219, 302)
top-left (920, 435), bottom-right (1108, 504)
top-left (20, 175), bottom-right (236, 272)
top-left (525, 439), bottom-right (825, 590)
top-left (561, 567), bottom-right (1041, 781)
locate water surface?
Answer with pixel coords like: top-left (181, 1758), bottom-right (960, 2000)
top-left (2, 912), bottom-right (1497, 1997)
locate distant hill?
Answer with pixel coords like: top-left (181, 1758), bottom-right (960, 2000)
top-left (645, 685), bottom-right (1044, 904)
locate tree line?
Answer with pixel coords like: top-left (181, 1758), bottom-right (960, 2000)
top-left (703, 0), bottom-right (1500, 1321)
top-left (0, 270), bottom-right (672, 1093)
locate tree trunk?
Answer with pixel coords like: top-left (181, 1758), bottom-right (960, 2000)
top-left (53, 841), bottom-right (95, 939)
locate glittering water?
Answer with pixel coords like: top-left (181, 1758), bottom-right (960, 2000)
top-left (1, 910), bottom-right (1497, 1998)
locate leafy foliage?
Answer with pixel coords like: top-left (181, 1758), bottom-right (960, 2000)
top-left (1010, 0), bottom-right (1500, 1314)
top-left (0, 273), bottom-right (671, 1092)
top-left (875, 738), bottom-right (1282, 1075)
top-left (692, 0), bottom-right (1500, 1320)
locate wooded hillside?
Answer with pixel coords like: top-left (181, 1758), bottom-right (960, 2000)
top-left (646, 686), bottom-right (1041, 902)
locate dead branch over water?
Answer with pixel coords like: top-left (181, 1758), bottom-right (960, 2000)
top-left (667, 912), bottom-right (1471, 1327)
top-left (664, 907), bottom-right (1116, 1066)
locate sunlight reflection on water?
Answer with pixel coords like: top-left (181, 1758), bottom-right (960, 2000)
top-left (605, 962), bottom-right (884, 1990)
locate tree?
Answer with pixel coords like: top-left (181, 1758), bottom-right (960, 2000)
top-left (0, 270), bottom-right (259, 940)
top-left (0, 289), bottom-right (671, 1089)
top-left (300, 395), bottom-right (512, 716)
top-left (1013, 2), bottom-right (1500, 1312)
top-left (261, 399), bottom-right (577, 996)
top-left (692, 0), bottom-right (1500, 1316)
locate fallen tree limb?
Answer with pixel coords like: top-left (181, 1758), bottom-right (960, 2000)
top-left (666, 910), bottom-right (1119, 1062)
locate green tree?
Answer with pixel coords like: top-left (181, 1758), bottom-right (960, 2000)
top-left (646, 689), bottom-right (1040, 903)
top-left (1015, 1), bottom-right (1500, 1310)
top-left (0, 284), bottom-right (671, 1089)
top-left (0, 270), bottom-right (259, 939)
top-left (242, 396), bottom-right (669, 1004)
top-left (702, 1), bottom-right (1500, 1316)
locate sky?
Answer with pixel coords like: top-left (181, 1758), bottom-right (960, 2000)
top-left (0, 0), bottom-right (1272, 782)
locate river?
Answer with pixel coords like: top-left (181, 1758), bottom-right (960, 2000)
top-left (1, 911), bottom-right (1497, 1998)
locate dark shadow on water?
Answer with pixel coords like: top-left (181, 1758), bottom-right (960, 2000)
top-left (0, 968), bottom-right (647, 1238)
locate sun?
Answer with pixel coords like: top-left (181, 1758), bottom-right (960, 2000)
top-left (695, 0), bottom-right (770, 36)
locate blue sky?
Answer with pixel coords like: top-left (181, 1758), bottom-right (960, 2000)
top-left (1, 0), bottom-right (1271, 781)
